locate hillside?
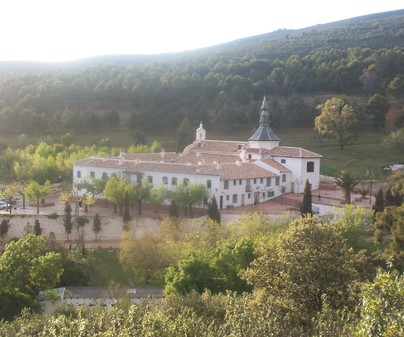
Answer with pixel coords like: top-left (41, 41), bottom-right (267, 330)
top-left (0, 9), bottom-right (402, 139)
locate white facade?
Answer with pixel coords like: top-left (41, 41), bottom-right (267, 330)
top-left (73, 97), bottom-right (322, 209)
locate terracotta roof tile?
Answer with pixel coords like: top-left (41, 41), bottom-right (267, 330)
top-left (267, 146), bottom-right (322, 158)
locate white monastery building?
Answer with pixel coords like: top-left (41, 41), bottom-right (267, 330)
top-left (73, 97), bottom-right (322, 209)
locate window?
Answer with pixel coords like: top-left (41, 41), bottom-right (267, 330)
top-left (90, 171), bottom-right (95, 178)
top-left (232, 194), bottom-right (238, 203)
top-left (281, 159), bottom-right (286, 164)
top-left (239, 179), bottom-right (242, 185)
top-left (77, 170), bottom-right (81, 178)
top-left (268, 191), bottom-right (274, 197)
top-left (172, 177), bottom-right (177, 185)
top-left (260, 178), bottom-right (263, 184)
top-left (226, 195), bottom-right (230, 200)
top-left (275, 177), bottom-right (280, 186)
top-left (254, 178), bottom-right (257, 184)
top-left (266, 177), bottom-right (271, 186)
top-left (162, 176), bottom-right (168, 185)
top-left (248, 193), bottom-right (251, 199)
top-left (307, 161), bottom-right (315, 172)
top-left (183, 178), bottom-right (189, 185)
top-left (245, 179), bottom-right (251, 192)
top-left (262, 192), bottom-right (265, 198)
top-left (282, 174), bottom-right (286, 183)
top-left (102, 172), bottom-right (108, 180)
top-left (147, 175), bottom-right (153, 184)
top-left (224, 180), bottom-right (229, 189)
top-left (207, 180), bottom-right (212, 189)
top-left (233, 179), bottom-right (237, 185)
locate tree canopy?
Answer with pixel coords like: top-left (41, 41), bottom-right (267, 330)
top-left (315, 97), bottom-right (358, 150)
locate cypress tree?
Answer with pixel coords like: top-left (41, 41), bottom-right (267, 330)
top-left (169, 199), bottom-right (179, 219)
top-left (300, 179), bottom-right (313, 216)
top-left (123, 191), bottom-right (131, 223)
top-left (34, 219), bottom-right (42, 236)
top-left (207, 195), bottom-right (221, 224)
top-left (373, 188), bottom-right (385, 214)
top-left (63, 201), bottom-right (73, 241)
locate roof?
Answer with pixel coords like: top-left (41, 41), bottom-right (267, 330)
top-left (248, 96), bottom-right (280, 142)
top-left (186, 140), bottom-right (248, 154)
top-left (57, 287), bottom-right (163, 299)
top-left (217, 162), bottom-right (279, 180)
top-left (248, 125), bottom-right (281, 141)
top-left (267, 146), bottom-right (323, 158)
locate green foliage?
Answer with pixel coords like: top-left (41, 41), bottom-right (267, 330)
top-left (315, 97), bottom-right (358, 151)
top-left (123, 191), bottom-right (130, 223)
top-left (0, 218), bottom-right (10, 239)
top-left (24, 180), bottom-right (51, 214)
top-left (356, 270), bottom-right (403, 337)
top-left (63, 201), bottom-right (73, 240)
top-left (383, 127), bottom-right (404, 154)
top-left (58, 251), bottom-right (90, 287)
top-left (373, 187), bottom-right (385, 214)
top-left (103, 176), bottom-right (135, 215)
top-left (34, 219), bottom-right (42, 236)
top-left (243, 216), bottom-right (357, 324)
top-left (374, 205), bottom-right (404, 272)
top-left (207, 195), bottom-right (221, 224)
top-left (46, 212), bottom-right (58, 219)
top-left (0, 235), bottom-right (63, 320)
top-left (92, 213), bottom-right (101, 240)
top-left (77, 215), bottom-right (89, 227)
top-left (212, 238), bottom-right (255, 293)
top-left (120, 231), bottom-right (169, 285)
top-left (165, 250), bottom-right (217, 295)
top-left (335, 170), bottom-right (361, 203)
top-left (133, 179), bottom-right (152, 215)
top-left (168, 198), bottom-right (179, 219)
top-left (366, 93), bottom-right (390, 129)
top-left (172, 182), bottom-right (208, 218)
top-left (300, 179), bottom-right (312, 216)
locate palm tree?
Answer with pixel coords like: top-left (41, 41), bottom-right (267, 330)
top-left (335, 171), bottom-right (360, 204)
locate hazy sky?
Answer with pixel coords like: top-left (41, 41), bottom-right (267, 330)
top-left (1, 0), bottom-right (402, 62)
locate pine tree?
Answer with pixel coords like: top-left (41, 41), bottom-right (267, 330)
top-left (207, 195), bottom-right (221, 224)
top-left (300, 179), bottom-right (313, 216)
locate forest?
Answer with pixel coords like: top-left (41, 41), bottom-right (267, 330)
top-left (0, 10), bottom-right (402, 139)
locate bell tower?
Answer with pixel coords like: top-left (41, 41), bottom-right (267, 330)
top-left (249, 96), bottom-right (280, 150)
top-left (196, 121), bottom-right (206, 141)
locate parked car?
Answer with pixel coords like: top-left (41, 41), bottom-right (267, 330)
top-left (0, 201), bottom-right (7, 210)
